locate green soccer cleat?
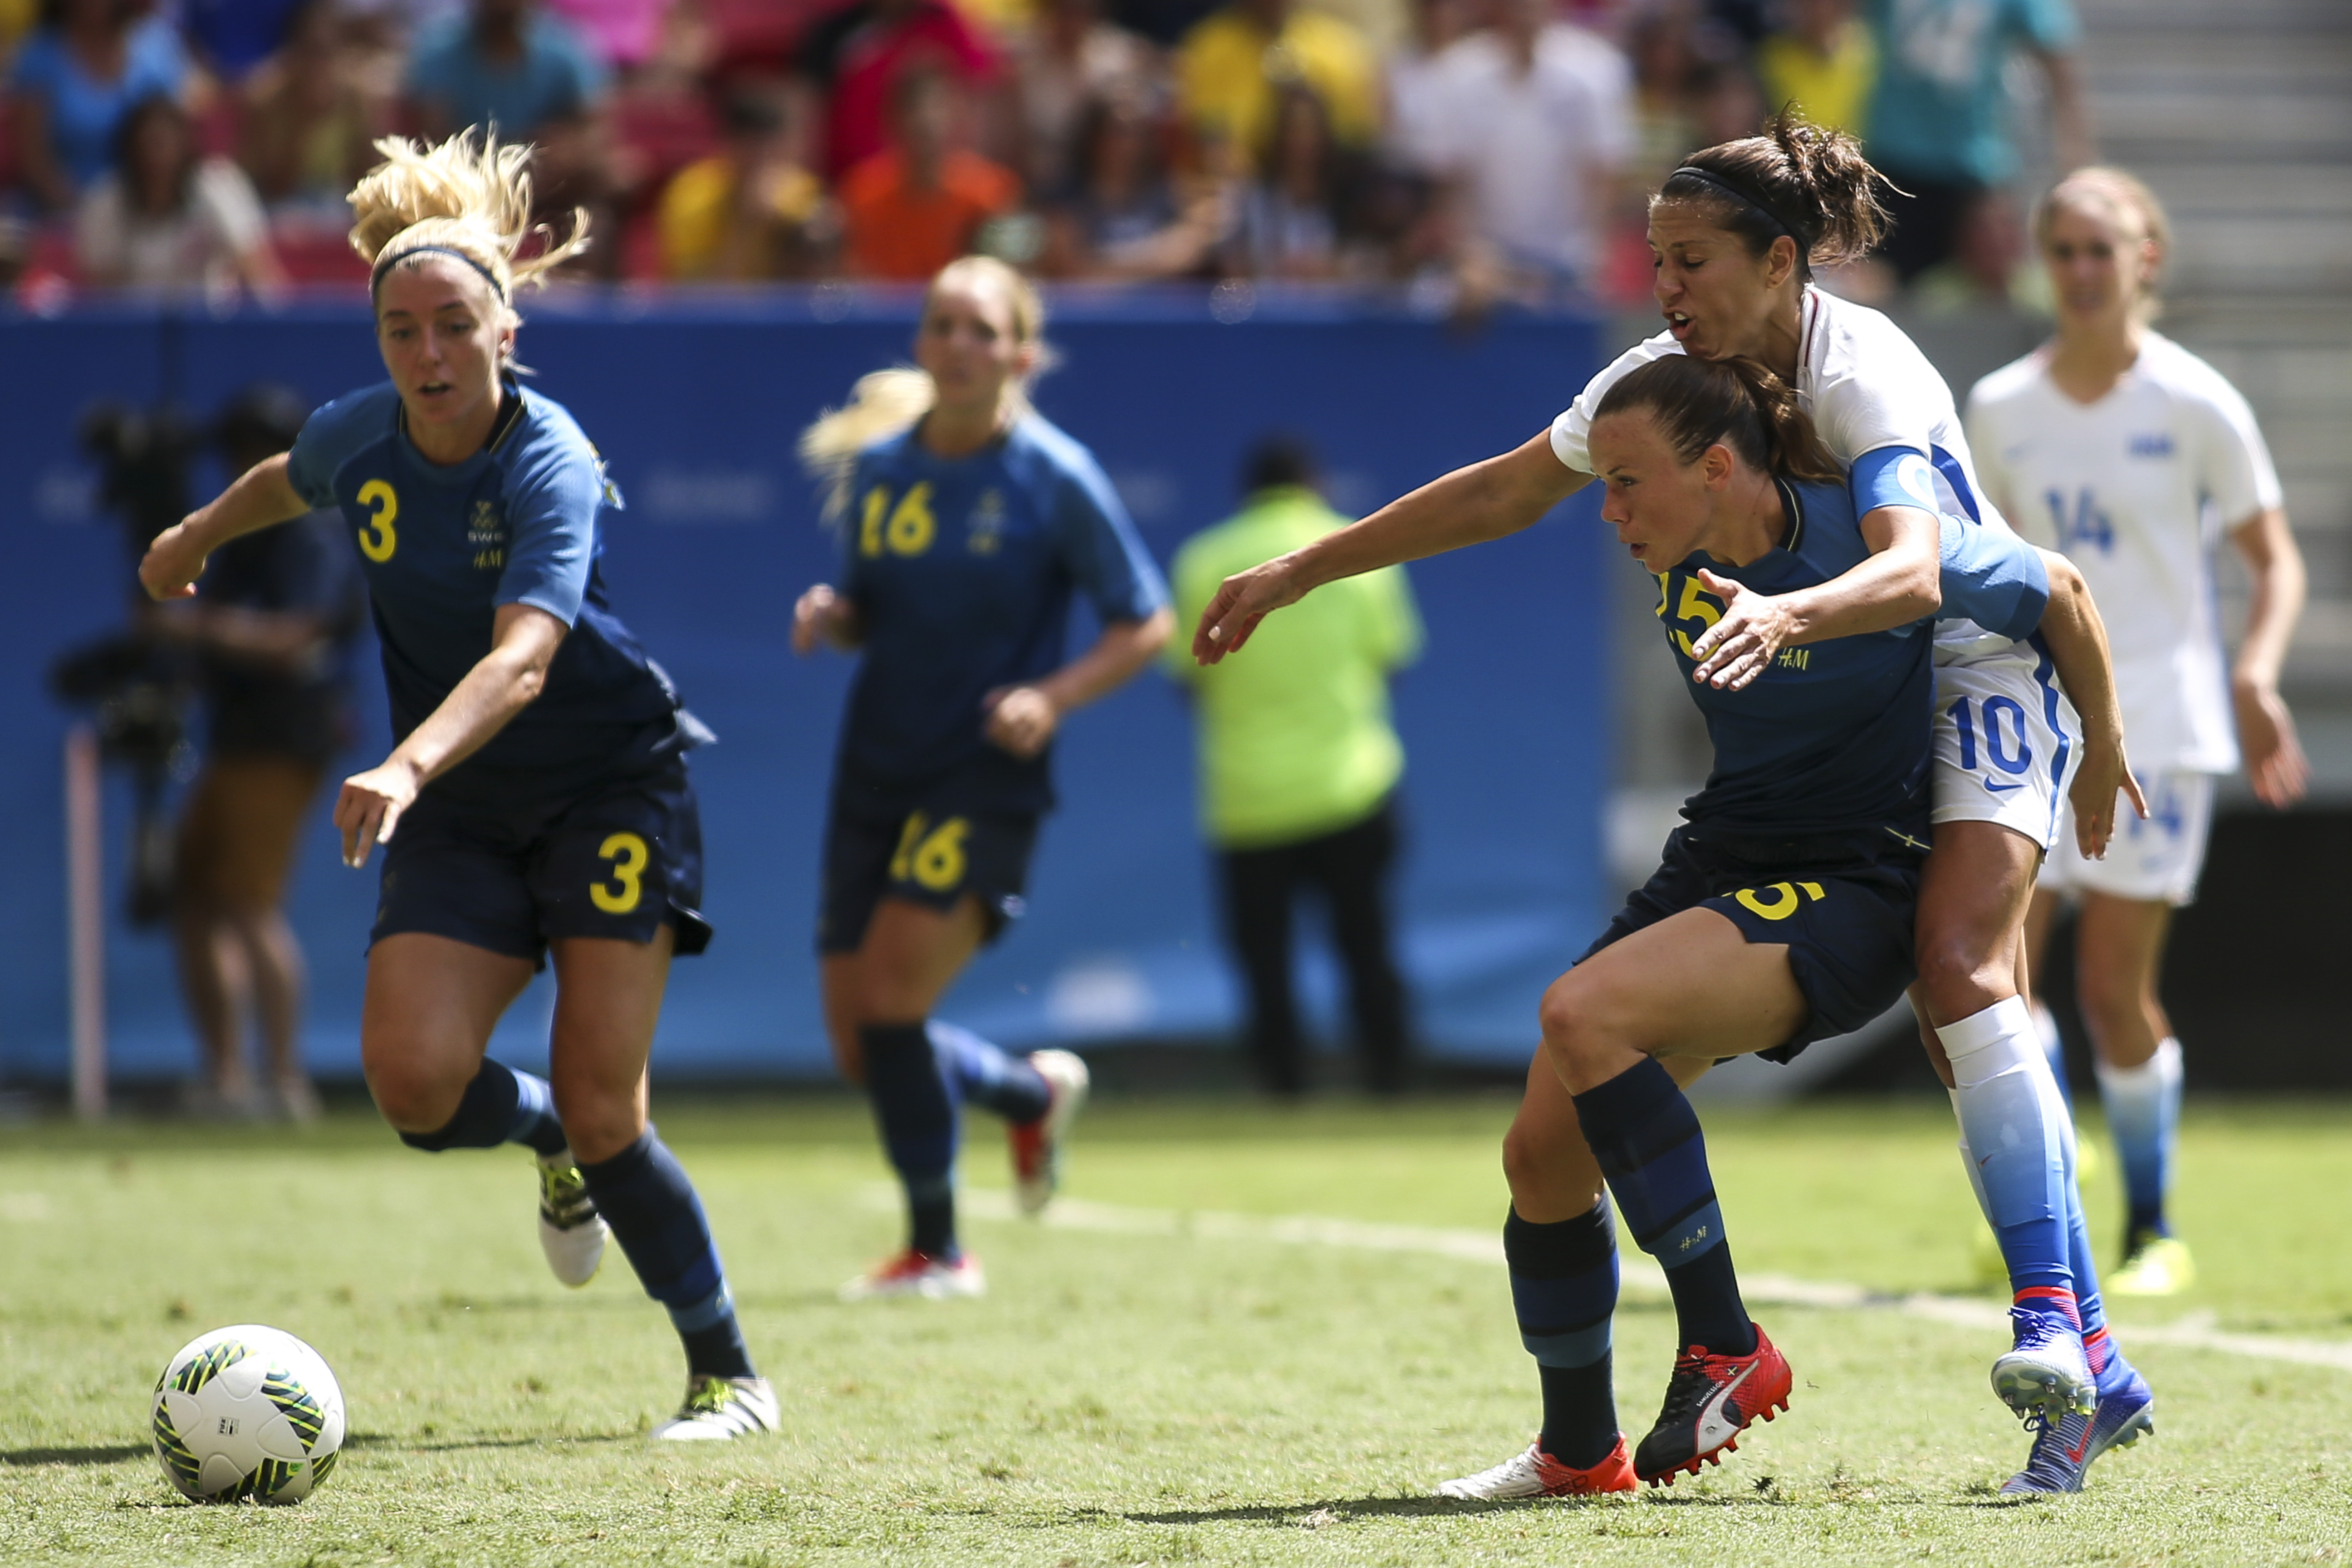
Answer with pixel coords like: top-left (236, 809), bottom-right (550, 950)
top-left (2107, 1232), bottom-right (2194, 1297)
top-left (535, 1150), bottom-right (608, 1289)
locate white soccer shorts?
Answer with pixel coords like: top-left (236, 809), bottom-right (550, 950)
top-left (2040, 769), bottom-right (2215, 906)
top-left (1929, 642), bottom-right (2083, 852)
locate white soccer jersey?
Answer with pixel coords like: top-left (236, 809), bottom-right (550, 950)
top-left (1966, 333), bottom-right (2281, 774)
top-left (1551, 286), bottom-right (2018, 660)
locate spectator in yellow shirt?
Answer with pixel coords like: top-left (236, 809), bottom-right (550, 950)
top-left (1168, 435), bottom-right (1421, 1096)
top-left (1177, 0), bottom-right (1379, 167)
top-left (657, 88), bottom-right (835, 281)
top-left (1754, 0), bottom-right (1875, 139)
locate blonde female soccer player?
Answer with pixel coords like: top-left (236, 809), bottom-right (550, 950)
top-left (794, 257), bottom-right (1173, 1300)
top-left (1196, 112), bottom-right (2153, 1496)
top-left (1974, 167), bottom-right (2308, 1298)
top-left (139, 133), bottom-right (774, 1441)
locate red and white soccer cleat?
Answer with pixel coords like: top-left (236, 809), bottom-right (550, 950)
top-left (1009, 1049), bottom-right (1090, 1215)
top-left (1632, 1322), bottom-right (1793, 1486)
top-left (837, 1248), bottom-right (987, 1302)
top-left (1437, 1435), bottom-right (1637, 1499)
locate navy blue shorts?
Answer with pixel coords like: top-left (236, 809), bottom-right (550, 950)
top-left (817, 791), bottom-right (1039, 956)
top-left (372, 759), bottom-right (712, 967)
top-left (1582, 824), bottom-right (1924, 1063)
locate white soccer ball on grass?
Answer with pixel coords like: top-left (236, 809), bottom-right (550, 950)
top-left (149, 1324), bottom-right (345, 1504)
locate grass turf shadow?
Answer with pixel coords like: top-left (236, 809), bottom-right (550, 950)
top-left (1, 1442), bottom-right (149, 1467)
top-left (1107, 1494), bottom-right (1633, 1525)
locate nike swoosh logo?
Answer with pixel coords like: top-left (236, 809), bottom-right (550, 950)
top-left (1983, 779), bottom-right (2024, 794)
top-left (2066, 1420), bottom-right (2093, 1464)
top-left (1694, 1362), bottom-right (1758, 1449)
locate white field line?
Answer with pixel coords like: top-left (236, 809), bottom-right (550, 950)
top-left (921, 1187), bottom-right (2352, 1374)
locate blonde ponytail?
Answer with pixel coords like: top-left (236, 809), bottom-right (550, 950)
top-left (797, 256), bottom-right (1053, 518)
top-left (349, 131), bottom-right (590, 308)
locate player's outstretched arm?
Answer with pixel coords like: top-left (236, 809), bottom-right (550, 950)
top-left (792, 583), bottom-right (865, 654)
top-left (985, 608), bottom-right (1175, 759)
top-left (2033, 549), bottom-right (2146, 858)
top-left (1688, 504), bottom-right (1942, 690)
top-left (138, 452), bottom-right (310, 600)
top-left (335, 603), bottom-right (568, 867)
top-left (1192, 431), bottom-right (1584, 664)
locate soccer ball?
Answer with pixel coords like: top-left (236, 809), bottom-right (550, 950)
top-left (149, 1325), bottom-right (345, 1504)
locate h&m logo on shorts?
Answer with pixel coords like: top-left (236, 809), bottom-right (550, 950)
top-left (2128, 433), bottom-right (2175, 458)
top-left (468, 500), bottom-right (506, 570)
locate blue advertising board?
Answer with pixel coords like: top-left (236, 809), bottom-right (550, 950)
top-left (0, 289), bottom-right (1611, 1083)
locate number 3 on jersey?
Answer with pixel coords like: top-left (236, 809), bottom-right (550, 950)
top-left (356, 479), bottom-right (399, 562)
top-left (859, 482), bottom-right (936, 559)
top-left (1655, 571), bottom-right (1723, 658)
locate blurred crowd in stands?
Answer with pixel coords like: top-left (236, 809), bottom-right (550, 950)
top-left (0, 0), bottom-right (2088, 307)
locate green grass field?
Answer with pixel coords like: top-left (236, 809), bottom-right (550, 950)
top-left (4, 1094), bottom-right (2350, 1566)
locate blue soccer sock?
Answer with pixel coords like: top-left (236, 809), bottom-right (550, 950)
top-left (2030, 1000), bottom-right (2074, 1114)
top-left (2095, 1037), bottom-right (2182, 1242)
top-left (2039, 1070), bottom-right (2138, 1389)
top-left (862, 1021), bottom-right (959, 1259)
top-left (1504, 1202), bottom-right (1621, 1469)
top-left (928, 1019), bottom-right (1050, 1126)
top-left (1572, 1057), bottom-right (1754, 1357)
top-left (578, 1130), bottom-right (755, 1380)
top-left (396, 1059), bottom-right (568, 1157)
top-left (1940, 998), bottom-right (2073, 1307)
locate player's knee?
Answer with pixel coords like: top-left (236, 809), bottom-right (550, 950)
top-left (1914, 930), bottom-right (2000, 1019)
top-left (362, 1052), bottom-right (465, 1133)
top-left (1536, 974), bottom-right (1620, 1074)
top-left (549, 1076), bottom-right (645, 1166)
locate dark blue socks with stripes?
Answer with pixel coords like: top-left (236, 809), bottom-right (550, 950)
top-left (929, 1019), bottom-right (1051, 1125)
top-left (1572, 1057), bottom-right (1756, 1357)
top-left (578, 1131), bottom-right (754, 1379)
top-left (397, 1058), bottom-right (568, 1157)
top-left (1506, 1203), bottom-right (1621, 1468)
top-left (863, 1021), bottom-right (961, 1258)
top-left (863, 1019), bottom-right (1054, 1259)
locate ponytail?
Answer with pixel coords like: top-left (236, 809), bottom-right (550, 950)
top-left (349, 131), bottom-right (590, 309)
top-left (797, 255), bottom-right (1053, 518)
top-left (1656, 107), bottom-right (1889, 276)
top-left (1595, 354), bottom-right (1841, 485)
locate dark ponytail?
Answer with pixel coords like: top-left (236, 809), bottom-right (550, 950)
top-left (1594, 354), bottom-right (1841, 485)
top-left (1654, 106), bottom-right (1890, 277)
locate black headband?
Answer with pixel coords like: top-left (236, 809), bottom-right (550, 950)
top-left (371, 244), bottom-right (507, 302)
top-left (1668, 165), bottom-right (1818, 253)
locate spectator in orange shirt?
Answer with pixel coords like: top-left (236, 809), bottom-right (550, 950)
top-left (841, 68), bottom-right (1021, 281)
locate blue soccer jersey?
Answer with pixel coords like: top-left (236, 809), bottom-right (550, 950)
top-left (286, 381), bottom-right (683, 802)
top-left (1656, 478), bottom-right (1935, 841)
top-left (833, 412), bottom-right (1168, 815)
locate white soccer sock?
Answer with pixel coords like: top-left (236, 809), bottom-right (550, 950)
top-left (1939, 996), bottom-right (2072, 1297)
top-left (2094, 1037), bottom-right (2183, 1230)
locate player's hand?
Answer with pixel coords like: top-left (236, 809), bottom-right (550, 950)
top-left (138, 517), bottom-right (212, 601)
top-left (1193, 554), bottom-right (1306, 665)
top-left (1687, 568), bottom-right (1796, 691)
top-left (792, 583), bottom-right (858, 655)
top-left (334, 758), bottom-right (421, 869)
top-left (982, 685), bottom-right (1059, 759)
top-left (2067, 735), bottom-right (2148, 861)
top-left (2234, 679), bottom-right (2309, 809)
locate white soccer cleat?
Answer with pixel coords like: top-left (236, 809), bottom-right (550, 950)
top-left (536, 1149), bottom-right (608, 1289)
top-left (1992, 1306), bottom-right (2097, 1422)
top-left (837, 1248), bottom-right (987, 1302)
top-left (650, 1375), bottom-right (778, 1441)
top-left (1011, 1049), bottom-right (1090, 1215)
top-left (1437, 1437), bottom-right (1636, 1499)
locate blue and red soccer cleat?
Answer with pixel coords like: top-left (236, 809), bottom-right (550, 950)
top-left (1632, 1322), bottom-right (1793, 1486)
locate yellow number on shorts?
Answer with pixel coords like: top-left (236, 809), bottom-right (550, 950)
top-left (1733, 880), bottom-right (1826, 921)
top-left (356, 480), bottom-right (399, 562)
top-left (888, 812), bottom-right (969, 892)
top-left (858, 484), bottom-right (938, 559)
top-left (591, 831), bottom-right (649, 914)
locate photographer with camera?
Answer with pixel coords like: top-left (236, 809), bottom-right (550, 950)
top-left (145, 386), bottom-right (364, 1120)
